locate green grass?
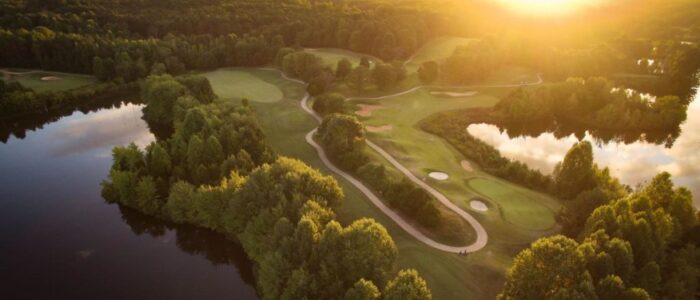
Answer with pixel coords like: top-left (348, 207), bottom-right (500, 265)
top-left (203, 65), bottom-right (561, 300)
top-left (358, 84), bottom-right (561, 298)
top-left (304, 48), bottom-right (380, 69)
top-left (468, 178), bottom-right (556, 231)
top-left (1, 68), bottom-right (98, 92)
top-left (201, 68), bottom-right (284, 102)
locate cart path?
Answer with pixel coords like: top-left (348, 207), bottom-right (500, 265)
top-left (261, 67), bottom-right (544, 253)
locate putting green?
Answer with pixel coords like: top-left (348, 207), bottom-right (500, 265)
top-left (202, 68), bottom-right (283, 102)
top-left (305, 48), bottom-right (379, 69)
top-left (1, 69), bottom-right (98, 92)
top-left (468, 178), bottom-right (555, 231)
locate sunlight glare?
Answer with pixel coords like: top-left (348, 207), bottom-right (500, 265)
top-left (495, 0), bottom-right (604, 16)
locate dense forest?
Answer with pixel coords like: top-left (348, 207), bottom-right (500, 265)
top-left (2, 0), bottom-right (699, 299)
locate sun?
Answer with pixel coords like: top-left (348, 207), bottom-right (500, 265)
top-left (495, 0), bottom-right (600, 16)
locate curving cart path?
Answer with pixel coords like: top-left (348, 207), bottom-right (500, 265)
top-left (261, 67), bottom-right (542, 253)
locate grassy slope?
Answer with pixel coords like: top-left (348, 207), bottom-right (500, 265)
top-left (1, 69), bottom-right (98, 92)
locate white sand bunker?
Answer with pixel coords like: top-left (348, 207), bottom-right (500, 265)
top-left (470, 200), bottom-right (488, 212)
top-left (355, 104), bottom-right (383, 117)
top-left (428, 172), bottom-right (449, 180)
top-left (460, 160), bottom-right (473, 172)
top-left (430, 91), bottom-right (477, 97)
top-left (41, 76), bottom-right (61, 81)
top-left (366, 125), bottom-right (393, 133)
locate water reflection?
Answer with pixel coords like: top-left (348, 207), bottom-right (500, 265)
top-left (49, 104), bottom-right (152, 157)
top-left (0, 99), bottom-right (141, 143)
top-left (117, 204), bottom-right (256, 284)
top-left (0, 102), bottom-right (258, 299)
top-left (467, 91), bottom-right (700, 208)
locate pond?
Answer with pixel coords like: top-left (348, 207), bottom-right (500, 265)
top-left (0, 102), bottom-right (258, 299)
top-left (467, 87), bottom-right (700, 208)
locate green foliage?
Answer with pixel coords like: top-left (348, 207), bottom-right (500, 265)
top-left (336, 58), bottom-right (353, 79)
top-left (312, 93), bottom-right (346, 116)
top-left (317, 114), bottom-right (369, 171)
top-left (177, 75), bottom-right (216, 104)
top-left (554, 141), bottom-right (597, 199)
top-left (500, 173), bottom-right (698, 300)
top-left (499, 235), bottom-right (596, 300)
top-left (417, 61), bottom-right (438, 84)
top-left (371, 62), bottom-right (405, 90)
top-left (344, 279), bottom-right (380, 300)
top-left (494, 77), bottom-right (689, 135)
top-left (281, 51), bottom-right (325, 82)
top-left (384, 269), bottom-right (432, 300)
top-left (420, 109), bottom-right (552, 191)
top-left (141, 75), bottom-right (188, 128)
top-left (147, 142), bottom-right (172, 178)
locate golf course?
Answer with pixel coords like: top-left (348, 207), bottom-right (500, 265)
top-left (196, 37), bottom-right (562, 299)
top-left (1, 68), bottom-right (98, 92)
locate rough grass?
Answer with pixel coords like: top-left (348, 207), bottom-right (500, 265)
top-left (1, 69), bottom-right (98, 92)
top-left (201, 68), bottom-right (284, 102)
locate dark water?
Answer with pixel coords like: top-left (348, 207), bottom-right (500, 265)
top-left (0, 102), bottom-right (257, 299)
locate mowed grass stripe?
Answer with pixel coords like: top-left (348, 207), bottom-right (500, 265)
top-left (202, 68), bottom-right (283, 102)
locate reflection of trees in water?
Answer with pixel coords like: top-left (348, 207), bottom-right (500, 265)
top-left (116, 204), bottom-right (256, 286)
top-left (0, 98), bottom-right (139, 143)
top-left (495, 121), bottom-right (682, 148)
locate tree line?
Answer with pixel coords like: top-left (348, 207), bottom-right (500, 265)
top-left (499, 150), bottom-right (698, 299)
top-left (493, 77), bottom-right (688, 138)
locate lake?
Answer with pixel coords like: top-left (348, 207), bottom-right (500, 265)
top-left (468, 87), bottom-right (700, 208)
top-left (0, 102), bottom-right (258, 299)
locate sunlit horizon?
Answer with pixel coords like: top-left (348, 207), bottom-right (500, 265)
top-left (494, 0), bottom-right (608, 16)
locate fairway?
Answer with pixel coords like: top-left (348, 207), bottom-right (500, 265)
top-left (1, 69), bottom-right (98, 92)
top-left (305, 48), bottom-right (380, 69)
top-left (468, 178), bottom-right (556, 231)
top-left (201, 68), bottom-right (283, 102)
top-left (357, 83), bottom-right (561, 298)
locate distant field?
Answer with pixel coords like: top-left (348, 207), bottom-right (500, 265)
top-left (304, 48), bottom-right (380, 69)
top-left (201, 68), bottom-right (283, 102)
top-left (406, 37), bottom-right (476, 71)
top-left (1, 69), bottom-right (98, 92)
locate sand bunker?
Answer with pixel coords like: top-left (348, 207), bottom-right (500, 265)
top-left (366, 125), bottom-right (393, 133)
top-left (430, 91), bottom-right (477, 97)
top-left (41, 76), bottom-right (61, 81)
top-left (428, 172), bottom-right (449, 180)
top-left (460, 160), bottom-right (473, 172)
top-left (470, 200), bottom-right (488, 212)
top-left (355, 104), bottom-right (383, 117)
